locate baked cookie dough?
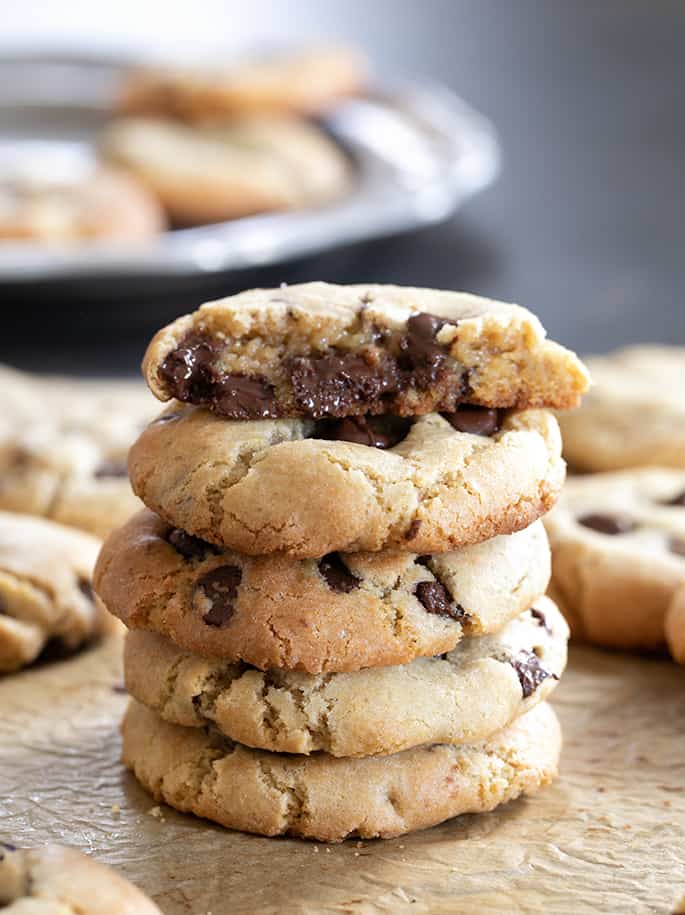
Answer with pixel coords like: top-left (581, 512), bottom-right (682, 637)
top-left (143, 282), bottom-right (590, 420)
top-left (545, 468), bottom-right (685, 650)
top-left (118, 46), bottom-right (365, 120)
top-left (124, 599), bottom-right (567, 757)
top-left (0, 512), bottom-right (107, 673)
top-left (101, 116), bottom-right (350, 225)
top-left (558, 345), bottom-right (685, 471)
top-left (0, 843), bottom-right (161, 914)
top-left (0, 167), bottom-right (164, 243)
top-left (121, 700), bottom-right (561, 842)
top-left (95, 509), bottom-right (550, 671)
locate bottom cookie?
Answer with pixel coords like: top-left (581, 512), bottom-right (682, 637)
top-left (121, 700), bottom-right (561, 842)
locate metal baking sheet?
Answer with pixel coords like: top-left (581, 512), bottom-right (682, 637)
top-left (0, 52), bottom-right (499, 283)
top-left (1, 637), bottom-right (683, 914)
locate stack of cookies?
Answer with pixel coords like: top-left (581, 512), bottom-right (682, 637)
top-left (94, 282), bottom-right (589, 842)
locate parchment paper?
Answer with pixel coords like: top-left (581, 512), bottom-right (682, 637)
top-left (1, 637), bottom-right (683, 915)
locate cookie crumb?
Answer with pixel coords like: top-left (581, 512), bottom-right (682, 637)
top-left (148, 805), bottom-right (165, 821)
top-left (354, 852), bottom-right (360, 857)
top-left (111, 804), bottom-right (121, 817)
top-left (313, 846), bottom-right (319, 853)
top-left (325, 848), bottom-right (331, 853)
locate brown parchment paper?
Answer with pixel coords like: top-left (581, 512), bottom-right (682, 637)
top-left (1, 637), bottom-right (684, 915)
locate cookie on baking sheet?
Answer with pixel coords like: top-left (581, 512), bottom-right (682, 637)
top-left (558, 345), bottom-right (685, 472)
top-left (101, 117), bottom-right (350, 225)
top-left (143, 282), bottom-right (590, 420)
top-left (545, 468), bottom-right (685, 650)
top-left (121, 700), bottom-right (560, 842)
top-left (1, 369), bottom-right (158, 539)
top-left (124, 598), bottom-right (567, 757)
top-left (0, 843), bottom-right (161, 914)
top-left (0, 512), bottom-right (109, 673)
top-left (128, 405), bottom-right (565, 557)
top-left (0, 167), bottom-right (164, 243)
top-left (118, 46), bottom-right (365, 120)
top-left (95, 508), bottom-right (551, 672)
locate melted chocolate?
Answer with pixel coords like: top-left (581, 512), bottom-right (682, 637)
top-left (166, 528), bottom-right (220, 560)
top-left (511, 650), bottom-right (555, 698)
top-left (288, 351), bottom-right (400, 419)
top-left (414, 580), bottom-right (467, 621)
top-left (318, 553), bottom-right (360, 593)
top-left (443, 406), bottom-right (501, 436)
top-left (578, 513), bottom-right (636, 535)
top-left (313, 415), bottom-right (412, 449)
top-left (196, 566), bottom-right (243, 627)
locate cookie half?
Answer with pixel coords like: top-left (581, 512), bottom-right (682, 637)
top-left (545, 468), bottom-right (685, 650)
top-left (101, 117), bottom-right (350, 225)
top-left (121, 700), bottom-right (560, 842)
top-left (0, 512), bottom-right (109, 673)
top-left (558, 345), bottom-right (685, 472)
top-left (118, 46), bottom-right (365, 120)
top-left (143, 282), bottom-right (589, 420)
top-left (128, 406), bottom-right (564, 557)
top-left (124, 598), bottom-right (566, 757)
top-left (0, 843), bottom-right (161, 914)
top-left (95, 509), bottom-right (550, 672)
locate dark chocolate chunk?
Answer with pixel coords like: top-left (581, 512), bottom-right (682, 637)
top-left (404, 519), bottom-right (422, 541)
top-left (399, 312), bottom-right (451, 388)
top-left (443, 406), bottom-right (501, 437)
top-left (159, 332), bottom-right (219, 403)
top-left (93, 459), bottom-right (128, 479)
top-left (166, 527), bottom-right (220, 560)
top-left (510, 649), bottom-right (555, 698)
top-left (578, 513), bottom-right (636, 535)
top-left (214, 374), bottom-right (277, 419)
top-left (197, 565), bottom-right (242, 628)
top-left (77, 579), bottom-right (94, 603)
top-left (530, 607), bottom-right (552, 634)
top-left (662, 489), bottom-right (685, 507)
top-left (669, 537), bottom-right (685, 557)
top-left (414, 580), bottom-right (466, 621)
top-left (318, 553), bottom-right (360, 593)
top-left (288, 351), bottom-right (400, 419)
top-left (313, 414), bottom-right (411, 449)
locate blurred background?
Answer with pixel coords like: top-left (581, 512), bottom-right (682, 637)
top-left (2, 0), bottom-right (684, 374)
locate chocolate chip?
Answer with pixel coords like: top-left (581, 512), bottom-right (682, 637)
top-left (414, 580), bottom-right (466, 621)
top-left (318, 553), bottom-right (360, 593)
top-left (196, 566), bottom-right (242, 627)
top-left (288, 352), bottom-right (400, 419)
top-left (530, 608), bottom-right (552, 634)
top-left (399, 312), bottom-right (452, 388)
top-left (404, 519), bottom-right (422, 541)
top-left (443, 406), bottom-right (501, 437)
top-left (578, 513), bottom-right (636, 535)
top-left (669, 537), bottom-right (685, 557)
top-left (662, 490), bottom-right (685, 506)
top-left (166, 527), bottom-right (220, 560)
top-left (78, 579), bottom-right (94, 602)
top-left (313, 415), bottom-right (411, 449)
top-left (510, 649), bottom-right (555, 698)
top-left (94, 459), bottom-right (128, 479)
top-left (213, 374), bottom-right (277, 420)
top-left (159, 332), bottom-right (219, 403)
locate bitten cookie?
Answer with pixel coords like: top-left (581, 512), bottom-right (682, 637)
top-left (143, 282), bottom-right (590, 420)
top-left (0, 167), bottom-right (164, 242)
top-left (545, 468), bottom-right (685, 650)
top-left (0, 512), bottom-right (107, 673)
top-left (124, 599), bottom-right (567, 757)
top-left (95, 509), bottom-right (550, 671)
top-left (128, 405), bottom-right (565, 557)
top-left (558, 345), bottom-right (685, 471)
top-left (118, 46), bottom-right (365, 120)
top-left (121, 700), bottom-right (561, 842)
top-left (101, 117), bottom-right (350, 225)
top-left (0, 843), bottom-right (161, 914)
top-left (1, 369), bottom-right (158, 539)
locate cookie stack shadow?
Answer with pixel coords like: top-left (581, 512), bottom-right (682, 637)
top-left (94, 282), bottom-right (589, 842)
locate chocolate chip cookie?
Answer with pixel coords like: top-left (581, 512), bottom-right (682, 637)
top-left (121, 700), bottom-right (560, 842)
top-left (118, 45), bottom-right (365, 120)
top-left (545, 468), bottom-right (685, 650)
top-left (128, 405), bottom-right (565, 557)
top-left (0, 843), bottom-right (161, 913)
top-left (0, 512), bottom-right (108, 673)
top-left (558, 345), bottom-right (685, 471)
top-left (101, 117), bottom-right (350, 225)
top-left (124, 598), bottom-right (566, 757)
top-left (143, 282), bottom-right (589, 421)
top-left (95, 509), bottom-right (550, 671)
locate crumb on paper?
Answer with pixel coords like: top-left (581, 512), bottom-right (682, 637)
top-left (148, 806), bottom-right (165, 821)
top-left (111, 804), bottom-right (121, 817)
top-left (325, 848), bottom-right (331, 853)
top-left (313, 847), bottom-right (319, 853)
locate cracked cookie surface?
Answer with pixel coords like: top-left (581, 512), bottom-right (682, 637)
top-left (128, 405), bottom-right (565, 557)
top-left (121, 700), bottom-right (560, 842)
top-left (143, 281), bottom-right (589, 420)
top-left (95, 509), bottom-right (550, 672)
top-left (124, 598), bottom-right (566, 757)
top-left (0, 511), bottom-right (109, 673)
top-left (0, 843), bottom-right (161, 914)
top-left (545, 468), bottom-right (685, 651)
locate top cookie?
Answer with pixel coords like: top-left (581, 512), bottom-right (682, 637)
top-left (118, 46), bottom-right (366, 121)
top-left (558, 345), bottom-right (685, 471)
top-left (143, 282), bottom-right (590, 421)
